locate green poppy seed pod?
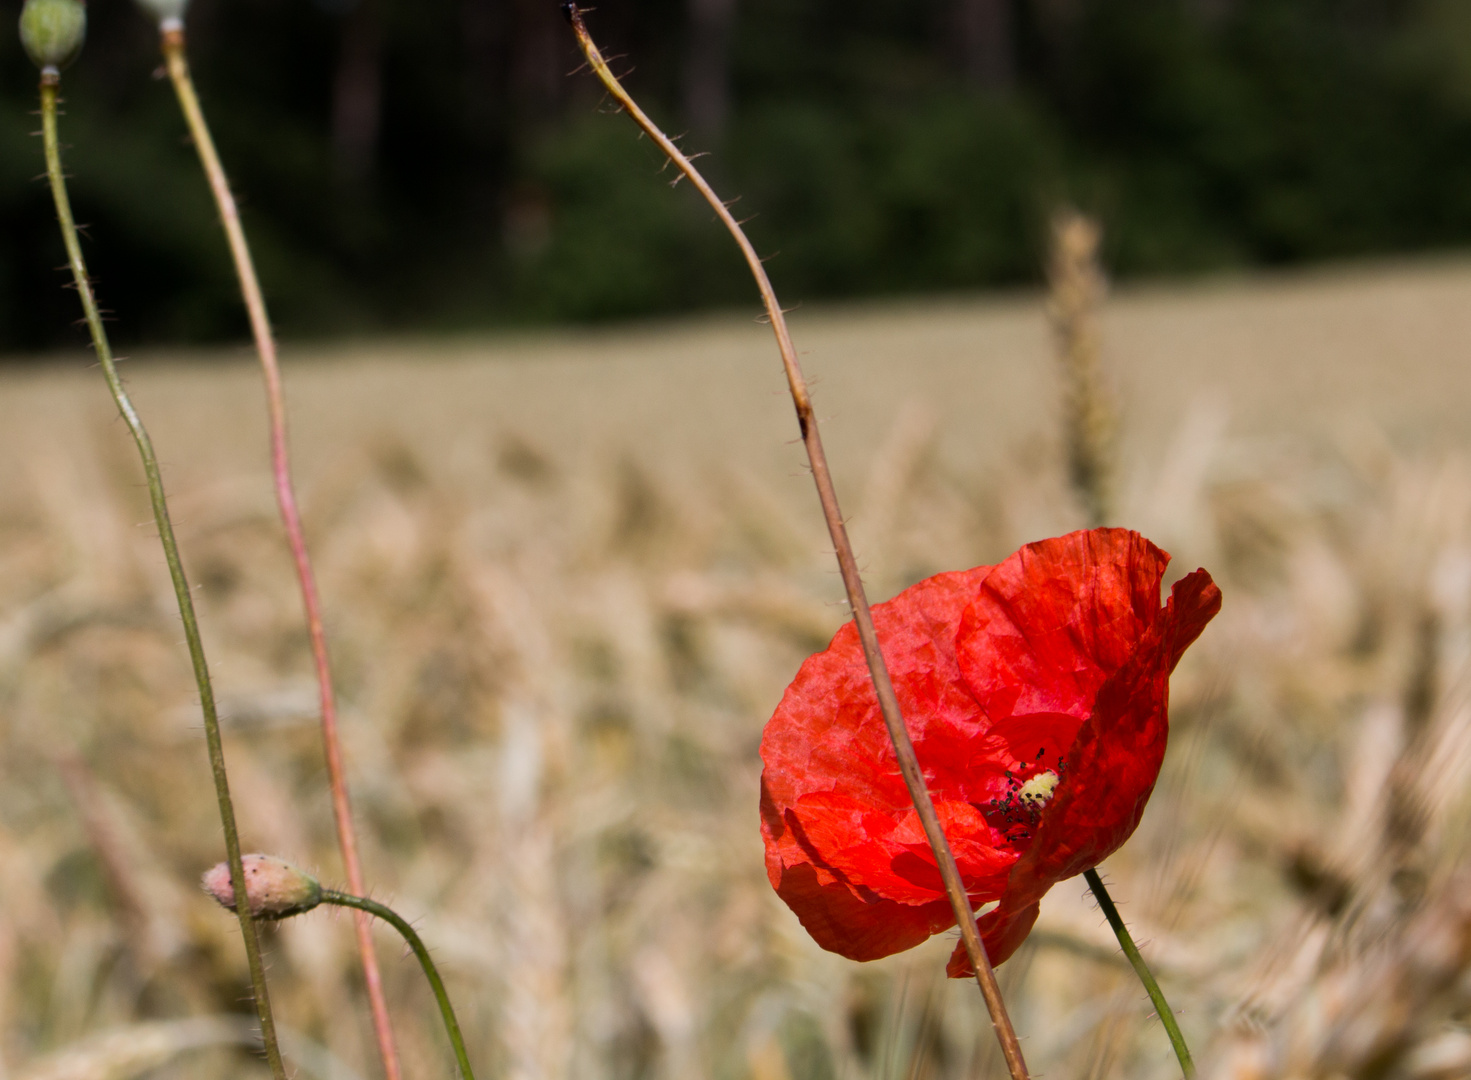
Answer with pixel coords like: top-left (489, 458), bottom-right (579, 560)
top-left (19, 0), bottom-right (86, 72)
top-left (202, 854), bottom-right (324, 920)
top-left (133, 0), bottom-right (189, 29)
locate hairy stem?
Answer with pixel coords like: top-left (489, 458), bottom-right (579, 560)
top-left (39, 72), bottom-right (287, 1080)
top-left (322, 891), bottom-right (476, 1080)
top-left (158, 29), bottom-right (403, 1080)
top-left (1085, 869), bottom-right (1195, 1077)
top-left (562, 10), bottom-right (1030, 1079)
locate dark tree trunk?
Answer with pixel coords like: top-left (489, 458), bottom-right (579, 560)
top-left (684, 0), bottom-right (739, 141)
top-left (332, 0), bottom-right (383, 184)
top-left (957, 0), bottom-right (1014, 91)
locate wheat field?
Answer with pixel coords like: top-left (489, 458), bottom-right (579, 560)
top-left (5, 256), bottom-right (1471, 1080)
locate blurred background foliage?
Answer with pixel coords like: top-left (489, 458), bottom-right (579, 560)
top-left (5, 0), bottom-right (1471, 351)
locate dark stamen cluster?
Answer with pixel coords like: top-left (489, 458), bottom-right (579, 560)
top-left (978, 749), bottom-right (1066, 848)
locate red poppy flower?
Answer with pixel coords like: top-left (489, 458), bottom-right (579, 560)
top-left (759, 528), bottom-right (1220, 976)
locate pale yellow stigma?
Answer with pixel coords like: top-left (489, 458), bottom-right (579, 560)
top-left (1018, 770), bottom-right (1059, 810)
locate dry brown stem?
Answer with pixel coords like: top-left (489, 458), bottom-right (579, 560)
top-left (563, 9), bottom-right (1030, 1078)
top-left (159, 29), bottom-right (401, 1080)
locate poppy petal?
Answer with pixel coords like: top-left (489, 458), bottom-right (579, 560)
top-left (760, 529), bottom-right (1221, 974)
top-left (760, 566), bottom-right (1013, 959)
top-left (776, 860), bottom-right (957, 962)
top-left (956, 529), bottom-right (1171, 726)
top-left (1025, 567), bottom-right (1222, 885)
top-left (945, 900), bottom-right (1043, 977)
top-left (761, 779), bottom-right (959, 960)
top-left (947, 566), bottom-right (1221, 978)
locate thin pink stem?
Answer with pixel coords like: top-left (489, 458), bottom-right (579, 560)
top-left (564, 10), bottom-right (1030, 1080)
top-left (161, 30), bottom-right (402, 1080)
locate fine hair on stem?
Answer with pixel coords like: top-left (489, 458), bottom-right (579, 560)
top-left (36, 70), bottom-right (288, 1080)
top-left (1085, 869), bottom-right (1196, 1077)
top-left (562, 8), bottom-right (1031, 1079)
top-left (153, 22), bottom-right (403, 1079)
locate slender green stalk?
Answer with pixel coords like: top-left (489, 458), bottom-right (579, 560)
top-left (39, 74), bottom-right (288, 1080)
top-left (1085, 869), bottom-right (1195, 1077)
top-left (155, 28), bottom-right (403, 1080)
top-left (1049, 212), bottom-right (1191, 1078)
top-left (322, 890), bottom-right (476, 1080)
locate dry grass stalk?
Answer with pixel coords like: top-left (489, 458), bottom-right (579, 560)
top-left (1043, 207), bottom-right (1195, 1076)
top-left (1049, 208), bottom-right (1115, 528)
top-left (1194, 451), bottom-right (1471, 1080)
top-left (15, 1018), bottom-right (253, 1080)
top-left (53, 757), bottom-right (186, 972)
top-left (3, 356), bottom-right (1469, 1079)
top-left (9, 241), bottom-right (1471, 1079)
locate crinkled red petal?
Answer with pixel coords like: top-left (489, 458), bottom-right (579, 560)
top-left (760, 567), bottom-right (1011, 959)
top-left (956, 530), bottom-right (1171, 723)
top-left (946, 558), bottom-right (1222, 977)
top-left (760, 528), bottom-right (1221, 974)
top-left (763, 780), bottom-right (957, 960)
top-left (946, 901), bottom-right (1042, 978)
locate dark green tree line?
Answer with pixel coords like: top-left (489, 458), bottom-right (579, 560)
top-left (2, 0), bottom-right (1471, 352)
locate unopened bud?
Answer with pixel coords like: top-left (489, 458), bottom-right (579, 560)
top-left (133, 0), bottom-right (188, 29)
top-left (202, 854), bottom-right (323, 920)
top-left (20, 0), bottom-right (86, 72)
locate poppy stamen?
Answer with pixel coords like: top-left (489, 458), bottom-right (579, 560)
top-left (1018, 770), bottom-right (1059, 811)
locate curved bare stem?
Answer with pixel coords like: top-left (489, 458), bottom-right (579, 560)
top-left (322, 892), bottom-right (476, 1080)
top-left (39, 72), bottom-right (287, 1080)
top-left (158, 29), bottom-right (402, 1080)
top-left (562, 10), bottom-right (1030, 1079)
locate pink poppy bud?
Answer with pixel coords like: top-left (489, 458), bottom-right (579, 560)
top-left (201, 854), bottom-right (323, 920)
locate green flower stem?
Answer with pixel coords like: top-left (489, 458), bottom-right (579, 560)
top-left (1085, 869), bottom-right (1195, 1078)
top-left (39, 74), bottom-right (288, 1080)
top-left (156, 28), bottom-right (403, 1080)
top-left (321, 890), bottom-right (477, 1080)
